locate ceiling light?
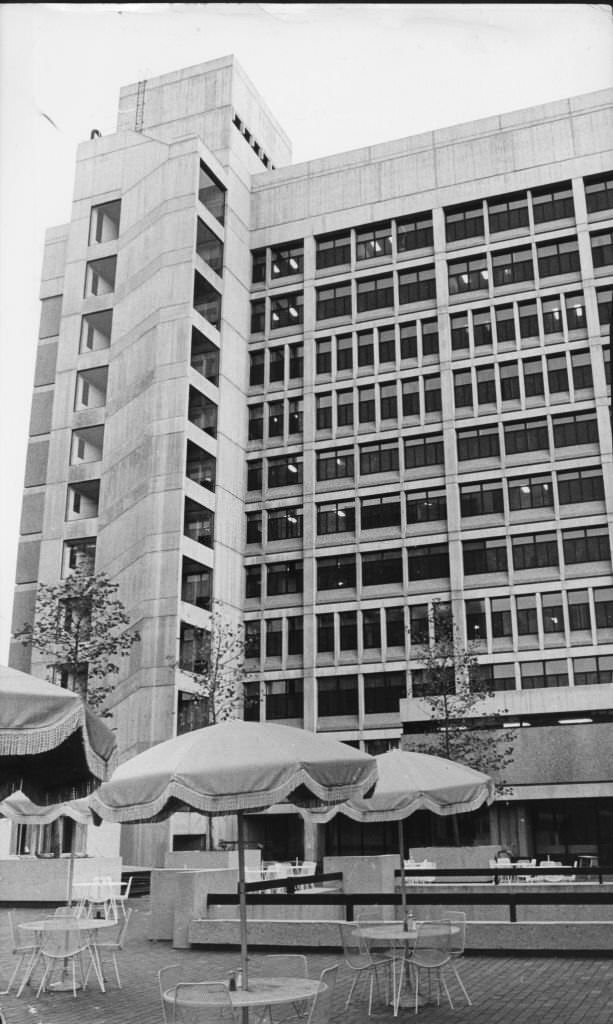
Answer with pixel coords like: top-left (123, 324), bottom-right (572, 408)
top-left (289, 257), bottom-right (299, 270)
top-left (337, 509), bottom-right (346, 518)
top-left (288, 463), bottom-right (298, 473)
top-left (558, 717), bottom-right (592, 725)
top-left (289, 306), bottom-right (298, 317)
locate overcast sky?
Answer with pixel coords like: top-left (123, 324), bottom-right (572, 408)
top-left (1, 2), bottom-right (612, 662)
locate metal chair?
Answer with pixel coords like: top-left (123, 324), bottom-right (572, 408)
top-left (167, 979), bottom-right (239, 1024)
top-left (405, 920), bottom-right (454, 1014)
top-left (304, 964), bottom-right (339, 1024)
top-left (83, 907), bottom-right (132, 989)
top-left (35, 923), bottom-right (102, 999)
top-left (54, 906), bottom-right (82, 918)
top-left (338, 921), bottom-right (393, 1016)
top-left (250, 954), bottom-right (309, 1024)
top-left (443, 910), bottom-right (471, 1005)
top-left (85, 876), bottom-right (119, 920)
top-left (114, 875), bottom-right (133, 918)
top-left (2, 912), bottom-right (39, 995)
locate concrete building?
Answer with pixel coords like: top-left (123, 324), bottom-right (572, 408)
top-left (9, 56), bottom-right (613, 866)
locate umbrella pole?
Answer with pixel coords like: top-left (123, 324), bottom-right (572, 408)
top-left (398, 819), bottom-right (408, 931)
top-left (237, 812), bottom-right (249, 1012)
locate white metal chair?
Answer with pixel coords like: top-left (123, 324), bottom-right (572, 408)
top-left (305, 964), bottom-right (339, 1024)
top-left (2, 912), bottom-right (39, 996)
top-left (250, 954), bottom-right (309, 1024)
top-left (35, 923), bottom-right (102, 999)
top-left (114, 875), bottom-right (133, 918)
top-left (86, 876), bottom-right (119, 920)
top-left (443, 910), bottom-right (471, 1005)
top-left (339, 921), bottom-right (393, 1016)
top-left (405, 921), bottom-right (454, 1014)
top-left (83, 907), bottom-right (132, 989)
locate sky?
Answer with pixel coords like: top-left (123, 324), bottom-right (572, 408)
top-left (1, 2), bottom-right (613, 663)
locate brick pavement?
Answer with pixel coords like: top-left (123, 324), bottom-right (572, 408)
top-left (2, 899), bottom-right (613, 1024)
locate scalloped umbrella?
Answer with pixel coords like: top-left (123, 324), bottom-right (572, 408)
top-left (308, 748), bottom-right (495, 929)
top-left (90, 720), bottom-right (378, 996)
top-left (0, 666), bottom-right (117, 804)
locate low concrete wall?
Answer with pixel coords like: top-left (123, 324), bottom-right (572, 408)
top-left (164, 850), bottom-right (262, 871)
top-left (149, 867), bottom-right (241, 943)
top-left (0, 856), bottom-right (122, 903)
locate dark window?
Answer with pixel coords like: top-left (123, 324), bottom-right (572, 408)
top-left (246, 459), bottom-right (262, 492)
top-left (398, 265), bottom-right (436, 304)
top-left (362, 609), bottom-right (381, 649)
top-left (422, 319), bottom-right (439, 358)
top-left (409, 604), bottom-right (429, 646)
top-left (288, 398), bottom-right (302, 435)
top-left (245, 565), bottom-right (261, 599)
top-left (466, 599), bottom-right (487, 641)
top-left (542, 296), bottom-right (563, 336)
top-left (181, 560), bottom-right (212, 610)
top-left (478, 664), bottom-right (516, 692)
top-left (358, 330), bottom-right (375, 368)
top-left (270, 242), bottom-right (303, 279)
top-left (337, 333), bottom-right (353, 371)
top-left (566, 292), bottom-right (587, 332)
top-left (386, 606), bottom-right (405, 647)
top-left (194, 271), bottom-right (221, 329)
top-left (520, 660), bottom-right (569, 690)
top-left (531, 182), bottom-right (574, 224)
top-left (356, 222), bottom-right (392, 261)
top-left (317, 500), bottom-right (355, 535)
top-left (516, 594), bottom-right (538, 636)
top-left (508, 474), bottom-right (553, 510)
top-left (196, 219), bottom-right (223, 275)
top-left (523, 358), bottom-right (545, 398)
top-left (397, 213), bottom-right (433, 252)
top-left (317, 613), bottom-right (335, 653)
top-left (358, 385), bottom-right (376, 424)
top-left (488, 192), bottom-right (529, 233)
top-left (476, 366), bottom-right (496, 405)
top-left (63, 538), bottom-right (96, 574)
top-left (402, 378), bottom-right (420, 417)
top-left (316, 338), bottom-right (332, 375)
top-left (563, 526), bottom-right (610, 565)
top-left (360, 440), bottom-right (399, 475)
top-left (364, 671), bottom-right (406, 714)
top-left (571, 350), bottom-right (593, 391)
top-left (318, 676), bottom-right (358, 717)
top-left (337, 389), bottom-right (354, 427)
top-left (316, 283), bottom-right (352, 321)
top-left (595, 588), bottom-right (613, 629)
top-left (266, 679), bottom-right (303, 719)
top-left (448, 255), bottom-right (488, 295)
top-left (243, 680), bottom-right (260, 720)
top-left (537, 237), bottom-right (580, 278)
top-left (558, 467), bottom-right (604, 505)
top-left (574, 655), bottom-right (613, 687)
top-left (491, 597), bottom-right (512, 639)
top-left (267, 507), bottom-right (303, 541)
top-left (199, 162), bottom-right (225, 224)
top-left (406, 489), bottom-right (447, 524)
top-left (542, 593), bottom-right (565, 635)
top-left (451, 312), bottom-right (469, 352)
top-left (248, 404), bottom-right (263, 441)
top-left (268, 455), bottom-right (303, 488)
top-left (289, 343), bottom-right (303, 380)
top-left (339, 611), bottom-right (357, 651)
top-left (407, 544), bottom-right (449, 580)
top-left (317, 555), bottom-right (356, 591)
top-left (316, 393), bottom-right (333, 431)
top-left (495, 305), bottom-right (516, 344)
top-left (251, 299), bottom-right (265, 334)
top-left (270, 293), bottom-right (303, 329)
top-left (460, 481), bottom-right (503, 517)
top-left (266, 619), bottom-right (282, 658)
top-left (591, 230), bottom-right (613, 269)
top-left (249, 351), bottom-right (265, 387)
top-left (445, 202), bottom-right (484, 242)
top-left (184, 499), bottom-right (213, 546)
top-left (569, 589), bottom-right (592, 631)
top-left (473, 309), bottom-right (492, 349)
top-left (492, 247), bottom-right (534, 288)
top-left (316, 232), bottom-right (351, 270)
top-left (457, 426), bottom-right (500, 461)
top-left (246, 512), bottom-right (262, 544)
top-left (186, 441), bottom-right (215, 491)
top-left (547, 354), bottom-right (569, 395)
top-left (357, 274), bottom-right (394, 313)
top-left (380, 382), bottom-right (398, 421)
top-left (399, 321), bottom-right (418, 360)
top-left (463, 539), bottom-right (508, 574)
top-left (511, 532), bottom-right (559, 570)
top-left (316, 448), bottom-right (354, 481)
top-left (552, 412), bottom-right (599, 449)
top-left (361, 494), bottom-right (401, 530)
top-left (269, 347), bottom-right (285, 383)
top-left (500, 362), bottom-right (520, 402)
top-left (504, 418), bottom-right (548, 456)
top-left (179, 623), bottom-right (209, 675)
top-left (267, 561), bottom-right (303, 596)
top-left (188, 388), bottom-right (217, 438)
top-left (252, 249), bottom-right (266, 284)
top-left (585, 172), bottom-right (613, 214)
top-left (405, 435), bottom-right (444, 469)
top-left (424, 376), bottom-right (441, 413)
top-left (362, 549), bottom-right (404, 586)
top-left (519, 300), bottom-right (539, 341)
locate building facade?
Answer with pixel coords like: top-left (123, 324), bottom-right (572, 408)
top-left (9, 57), bottom-right (613, 865)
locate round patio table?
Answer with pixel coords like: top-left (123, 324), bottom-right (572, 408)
top-left (18, 917), bottom-right (116, 995)
top-left (163, 976), bottom-right (322, 1020)
top-left (360, 922), bottom-right (458, 1016)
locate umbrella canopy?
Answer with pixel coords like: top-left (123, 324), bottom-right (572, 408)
top-left (0, 791), bottom-right (92, 825)
top-left (0, 665), bottom-right (117, 804)
top-left (90, 720), bottom-right (378, 993)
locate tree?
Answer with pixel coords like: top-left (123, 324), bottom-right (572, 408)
top-left (409, 602), bottom-right (516, 789)
top-left (176, 600), bottom-right (250, 726)
top-left (14, 563), bottom-right (140, 714)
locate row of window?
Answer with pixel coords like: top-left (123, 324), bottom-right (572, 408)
top-left (464, 587), bottom-right (613, 647)
top-left (453, 348), bottom-right (594, 414)
top-left (462, 525), bottom-right (610, 576)
top-left (413, 654), bottom-right (613, 696)
top-left (244, 671), bottom-right (407, 719)
top-left (449, 290), bottom-right (590, 355)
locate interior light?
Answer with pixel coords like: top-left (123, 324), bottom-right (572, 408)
top-left (286, 514), bottom-right (297, 524)
top-left (558, 717), bottom-right (593, 725)
top-left (272, 312), bottom-right (279, 322)
top-left (289, 257), bottom-right (299, 270)
top-left (521, 485), bottom-right (531, 494)
top-left (289, 306), bottom-right (298, 317)
top-left (460, 274), bottom-right (469, 284)
top-left (272, 263), bottom-right (280, 275)
top-left (374, 241), bottom-right (382, 253)
top-left (337, 509), bottom-right (346, 518)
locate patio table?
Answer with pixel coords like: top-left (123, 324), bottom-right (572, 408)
top-left (17, 916), bottom-right (115, 995)
top-left (163, 976), bottom-right (322, 1021)
top-left (360, 921), bottom-right (458, 1016)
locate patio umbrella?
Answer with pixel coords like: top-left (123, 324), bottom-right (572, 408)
top-left (89, 719), bottom-right (378, 994)
top-left (308, 748), bottom-right (495, 929)
top-left (0, 665), bottom-right (117, 804)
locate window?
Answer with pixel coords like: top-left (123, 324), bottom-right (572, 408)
top-left (500, 362), bottom-right (520, 402)
top-left (267, 507), bottom-right (303, 541)
top-left (246, 511), bottom-right (262, 544)
top-left (546, 354), bottom-right (569, 395)
top-left (518, 300), bottom-right (539, 342)
top-left (397, 213), bottom-right (433, 252)
top-left (288, 398), bottom-right (302, 435)
top-left (448, 255), bottom-right (488, 295)
top-left (70, 424), bottom-right (104, 465)
top-left (585, 172), bottom-right (613, 214)
top-left (357, 275), bottom-right (394, 313)
top-left (336, 388), bottom-right (354, 428)
top-left (196, 219), bottom-right (223, 275)
top-left (316, 338), bottom-right (332, 375)
top-left (357, 330), bottom-right (374, 368)
top-left (379, 382), bottom-right (398, 421)
top-left (531, 182), bottom-right (574, 224)
top-left (184, 498), bottom-right (213, 546)
top-left (558, 467), bottom-right (604, 505)
top-left (188, 388), bottom-right (217, 437)
top-left (476, 366), bottom-right (496, 405)
top-left (569, 589), bottom-right (591, 631)
top-left (466, 599), bottom-right (487, 641)
top-left (265, 619), bottom-right (282, 658)
top-left (422, 319), bottom-right (439, 358)
top-left (267, 561), bottom-right (303, 596)
top-left (386, 606), bottom-right (405, 647)
top-left (523, 358), bottom-right (545, 399)
top-left (362, 549), bottom-right (404, 586)
top-left (84, 256), bottom-right (116, 297)
top-left (269, 346), bottom-right (285, 382)
top-left (89, 199), bottom-right (121, 244)
top-left (457, 425), bottom-right (500, 461)
top-left (191, 328), bottom-right (219, 384)
top-left (405, 434), bottom-right (444, 469)
top-left (317, 555), bottom-right (356, 591)
top-left (537, 237), bottom-right (580, 278)
top-left (402, 378), bottom-right (420, 417)
top-left (516, 594), bottom-right (538, 636)
top-left (317, 613), bottom-right (335, 653)
top-left (268, 454), bottom-right (303, 487)
top-left (356, 223), bottom-right (392, 261)
top-left (316, 232), bottom-right (351, 270)
top-left (362, 609), bottom-right (381, 649)
top-left (407, 544), bottom-right (449, 580)
top-left (249, 351), bottom-right (265, 387)
top-left (252, 249), bottom-right (266, 284)
top-left (571, 351), bottom-right (593, 392)
top-left (542, 296), bottom-right (563, 336)
top-left (337, 333), bottom-right (353, 371)
top-left (289, 343), bottom-right (303, 380)
top-left (460, 481), bottom-right (503, 517)
top-left (246, 459), bottom-right (262, 492)
top-left (409, 604), bottom-right (429, 645)
top-left (406, 489), bottom-right (447, 524)
top-left (591, 230), bottom-right (613, 269)
top-left (339, 611), bottom-right (358, 651)
top-left (74, 366), bottom-right (108, 410)
top-left (251, 299), bottom-right (265, 334)
top-left (565, 292), bottom-right (586, 332)
top-left (316, 393), bottom-right (333, 431)
top-left (358, 385), bottom-right (376, 424)
top-left (552, 412), bottom-right (598, 449)
top-left (508, 474), bottom-right (553, 511)
top-left (316, 448), bottom-right (354, 481)
top-left (187, 441), bottom-right (215, 491)
top-left (574, 655), bottom-right (613, 687)
top-left (495, 305), bottom-right (516, 345)
top-left (488, 192), bottom-right (529, 233)
top-left (473, 309), bottom-right (492, 349)
top-left (451, 312), bottom-right (469, 352)
top-left (194, 272), bottom-right (221, 329)
top-left (80, 309), bottom-right (112, 352)
top-left (364, 671), bottom-right (406, 714)
top-left (424, 376), bottom-right (441, 413)
top-left (445, 202), bottom-right (484, 242)
top-left (317, 500), bottom-right (355, 534)
top-left (199, 162), bottom-right (225, 224)
top-left (181, 559), bottom-right (212, 610)
top-left (399, 321), bottom-right (418, 360)
top-left (563, 526), bottom-right (610, 565)
top-left (243, 680), bottom-right (260, 720)
top-left (478, 664), bottom-right (516, 692)
top-left (318, 676), bottom-right (358, 717)
top-left (361, 494), bottom-right (400, 530)
top-left (463, 539), bottom-right (508, 574)
top-left (179, 622), bottom-right (209, 674)
top-left (492, 247), bottom-right (534, 288)
top-left (266, 679), bottom-right (303, 719)
top-left (270, 293), bottom-right (303, 329)
top-left (398, 265), bottom-right (436, 304)
top-left (316, 282), bottom-right (352, 321)
top-left (512, 532), bottom-right (559, 570)
top-left (504, 418), bottom-right (548, 456)
top-left (521, 659), bottom-right (568, 689)
top-left (595, 588), bottom-right (613, 629)
top-left (62, 538), bottom-right (96, 575)
top-left (491, 597), bottom-right (512, 639)
top-left (248, 404), bottom-right (263, 441)
top-left (360, 440), bottom-right (399, 475)
top-left (245, 565), bottom-right (261, 599)
top-left (542, 593), bottom-right (564, 635)
top-left (270, 242), bottom-right (303, 279)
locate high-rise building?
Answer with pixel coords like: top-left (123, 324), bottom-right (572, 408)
top-left (10, 57), bottom-right (613, 865)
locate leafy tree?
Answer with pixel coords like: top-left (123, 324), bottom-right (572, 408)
top-left (409, 601), bottom-right (516, 789)
top-left (176, 600), bottom-right (251, 727)
top-left (13, 563), bottom-right (140, 714)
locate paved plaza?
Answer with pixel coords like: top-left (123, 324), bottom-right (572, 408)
top-left (2, 898), bottom-right (613, 1024)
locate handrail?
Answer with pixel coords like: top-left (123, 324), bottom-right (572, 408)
top-left (242, 871), bottom-right (342, 894)
top-left (394, 866), bottom-right (613, 885)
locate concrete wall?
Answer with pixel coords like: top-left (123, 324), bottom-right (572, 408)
top-left (0, 855), bottom-right (121, 904)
